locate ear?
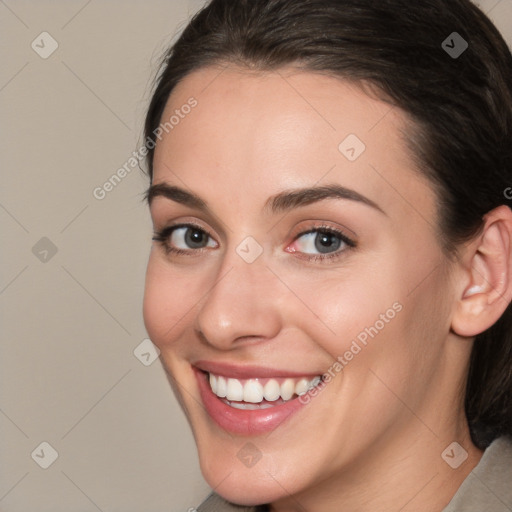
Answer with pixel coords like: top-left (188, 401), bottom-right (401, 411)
top-left (451, 205), bottom-right (512, 337)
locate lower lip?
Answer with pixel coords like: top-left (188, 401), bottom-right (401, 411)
top-left (194, 368), bottom-right (308, 435)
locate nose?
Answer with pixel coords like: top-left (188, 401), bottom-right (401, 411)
top-left (194, 246), bottom-right (282, 350)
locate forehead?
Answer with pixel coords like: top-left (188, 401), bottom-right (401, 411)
top-left (152, 65), bottom-right (436, 221)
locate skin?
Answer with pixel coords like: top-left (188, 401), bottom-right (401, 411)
top-left (143, 65), bottom-right (512, 511)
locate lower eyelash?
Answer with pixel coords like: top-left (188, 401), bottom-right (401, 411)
top-left (293, 226), bottom-right (356, 263)
top-left (152, 224), bottom-right (208, 256)
top-left (152, 224), bottom-right (356, 261)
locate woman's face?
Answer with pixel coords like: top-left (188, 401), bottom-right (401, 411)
top-left (144, 66), bottom-right (465, 505)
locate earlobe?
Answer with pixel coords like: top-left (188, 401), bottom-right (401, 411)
top-left (451, 205), bottom-right (512, 338)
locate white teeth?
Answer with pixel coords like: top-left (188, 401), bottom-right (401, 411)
top-left (223, 400), bottom-right (278, 410)
top-left (243, 380), bottom-right (264, 403)
top-left (263, 379), bottom-right (281, 401)
top-left (217, 376), bottom-right (227, 398)
top-left (207, 372), bottom-right (323, 405)
top-left (310, 376), bottom-right (321, 389)
top-left (228, 401), bottom-right (261, 410)
top-left (295, 378), bottom-right (310, 396)
top-left (209, 373), bottom-right (217, 394)
top-left (280, 379), bottom-right (295, 400)
top-left (226, 378), bottom-right (244, 401)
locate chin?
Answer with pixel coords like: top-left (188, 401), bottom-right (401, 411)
top-left (198, 450), bottom-right (294, 507)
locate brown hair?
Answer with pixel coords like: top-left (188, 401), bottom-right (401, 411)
top-left (143, 0), bottom-right (512, 448)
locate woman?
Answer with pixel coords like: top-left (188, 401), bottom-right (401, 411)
top-left (142, 0), bottom-right (512, 510)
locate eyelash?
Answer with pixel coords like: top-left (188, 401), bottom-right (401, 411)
top-left (152, 222), bottom-right (356, 263)
top-left (289, 224), bottom-right (356, 263)
top-left (152, 223), bottom-right (209, 257)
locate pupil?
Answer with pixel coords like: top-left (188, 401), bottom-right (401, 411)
top-left (315, 232), bottom-right (341, 254)
top-left (186, 228), bottom-right (206, 248)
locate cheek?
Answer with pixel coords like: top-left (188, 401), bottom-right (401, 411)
top-left (278, 263), bottom-right (403, 361)
top-left (142, 255), bottom-right (197, 349)
top-left (279, 246), bottom-right (446, 380)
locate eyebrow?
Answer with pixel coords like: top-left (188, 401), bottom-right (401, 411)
top-left (265, 184), bottom-right (385, 215)
top-left (145, 182), bottom-right (385, 215)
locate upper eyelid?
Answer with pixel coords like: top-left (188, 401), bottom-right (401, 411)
top-left (152, 223), bottom-right (217, 252)
top-left (290, 226), bottom-right (356, 250)
top-left (155, 222), bottom-right (216, 240)
top-left (297, 226), bottom-right (351, 237)
top-left (149, 204), bottom-right (231, 237)
top-left (155, 223), bottom-right (355, 249)
top-left (154, 220), bottom-right (215, 236)
top-left (156, 222), bottom-right (350, 236)
top-left (149, 199), bottom-right (361, 237)
top-left (291, 222), bottom-right (356, 242)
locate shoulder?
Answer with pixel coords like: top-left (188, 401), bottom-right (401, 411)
top-left (196, 493), bottom-right (266, 512)
top-left (443, 436), bottom-right (512, 512)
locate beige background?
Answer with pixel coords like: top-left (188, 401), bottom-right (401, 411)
top-left (1, 1), bottom-right (511, 511)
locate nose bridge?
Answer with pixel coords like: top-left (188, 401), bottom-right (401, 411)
top-left (194, 240), bottom-right (281, 349)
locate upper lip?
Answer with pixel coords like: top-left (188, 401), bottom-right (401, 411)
top-left (194, 360), bottom-right (321, 379)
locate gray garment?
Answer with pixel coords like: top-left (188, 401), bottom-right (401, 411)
top-left (442, 436), bottom-right (512, 512)
top-left (196, 436), bottom-right (512, 512)
top-left (197, 493), bottom-right (267, 512)
top-left (197, 494), bottom-right (266, 512)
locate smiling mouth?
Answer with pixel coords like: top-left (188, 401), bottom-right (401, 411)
top-left (205, 371), bottom-right (322, 409)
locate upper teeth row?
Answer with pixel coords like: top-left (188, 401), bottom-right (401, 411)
top-left (208, 373), bottom-right (321, 403)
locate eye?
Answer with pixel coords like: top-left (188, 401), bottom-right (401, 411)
top-left (286, 226), bottom-right (356, 260)
top-left (152, 223), bottom-right (217, 254)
